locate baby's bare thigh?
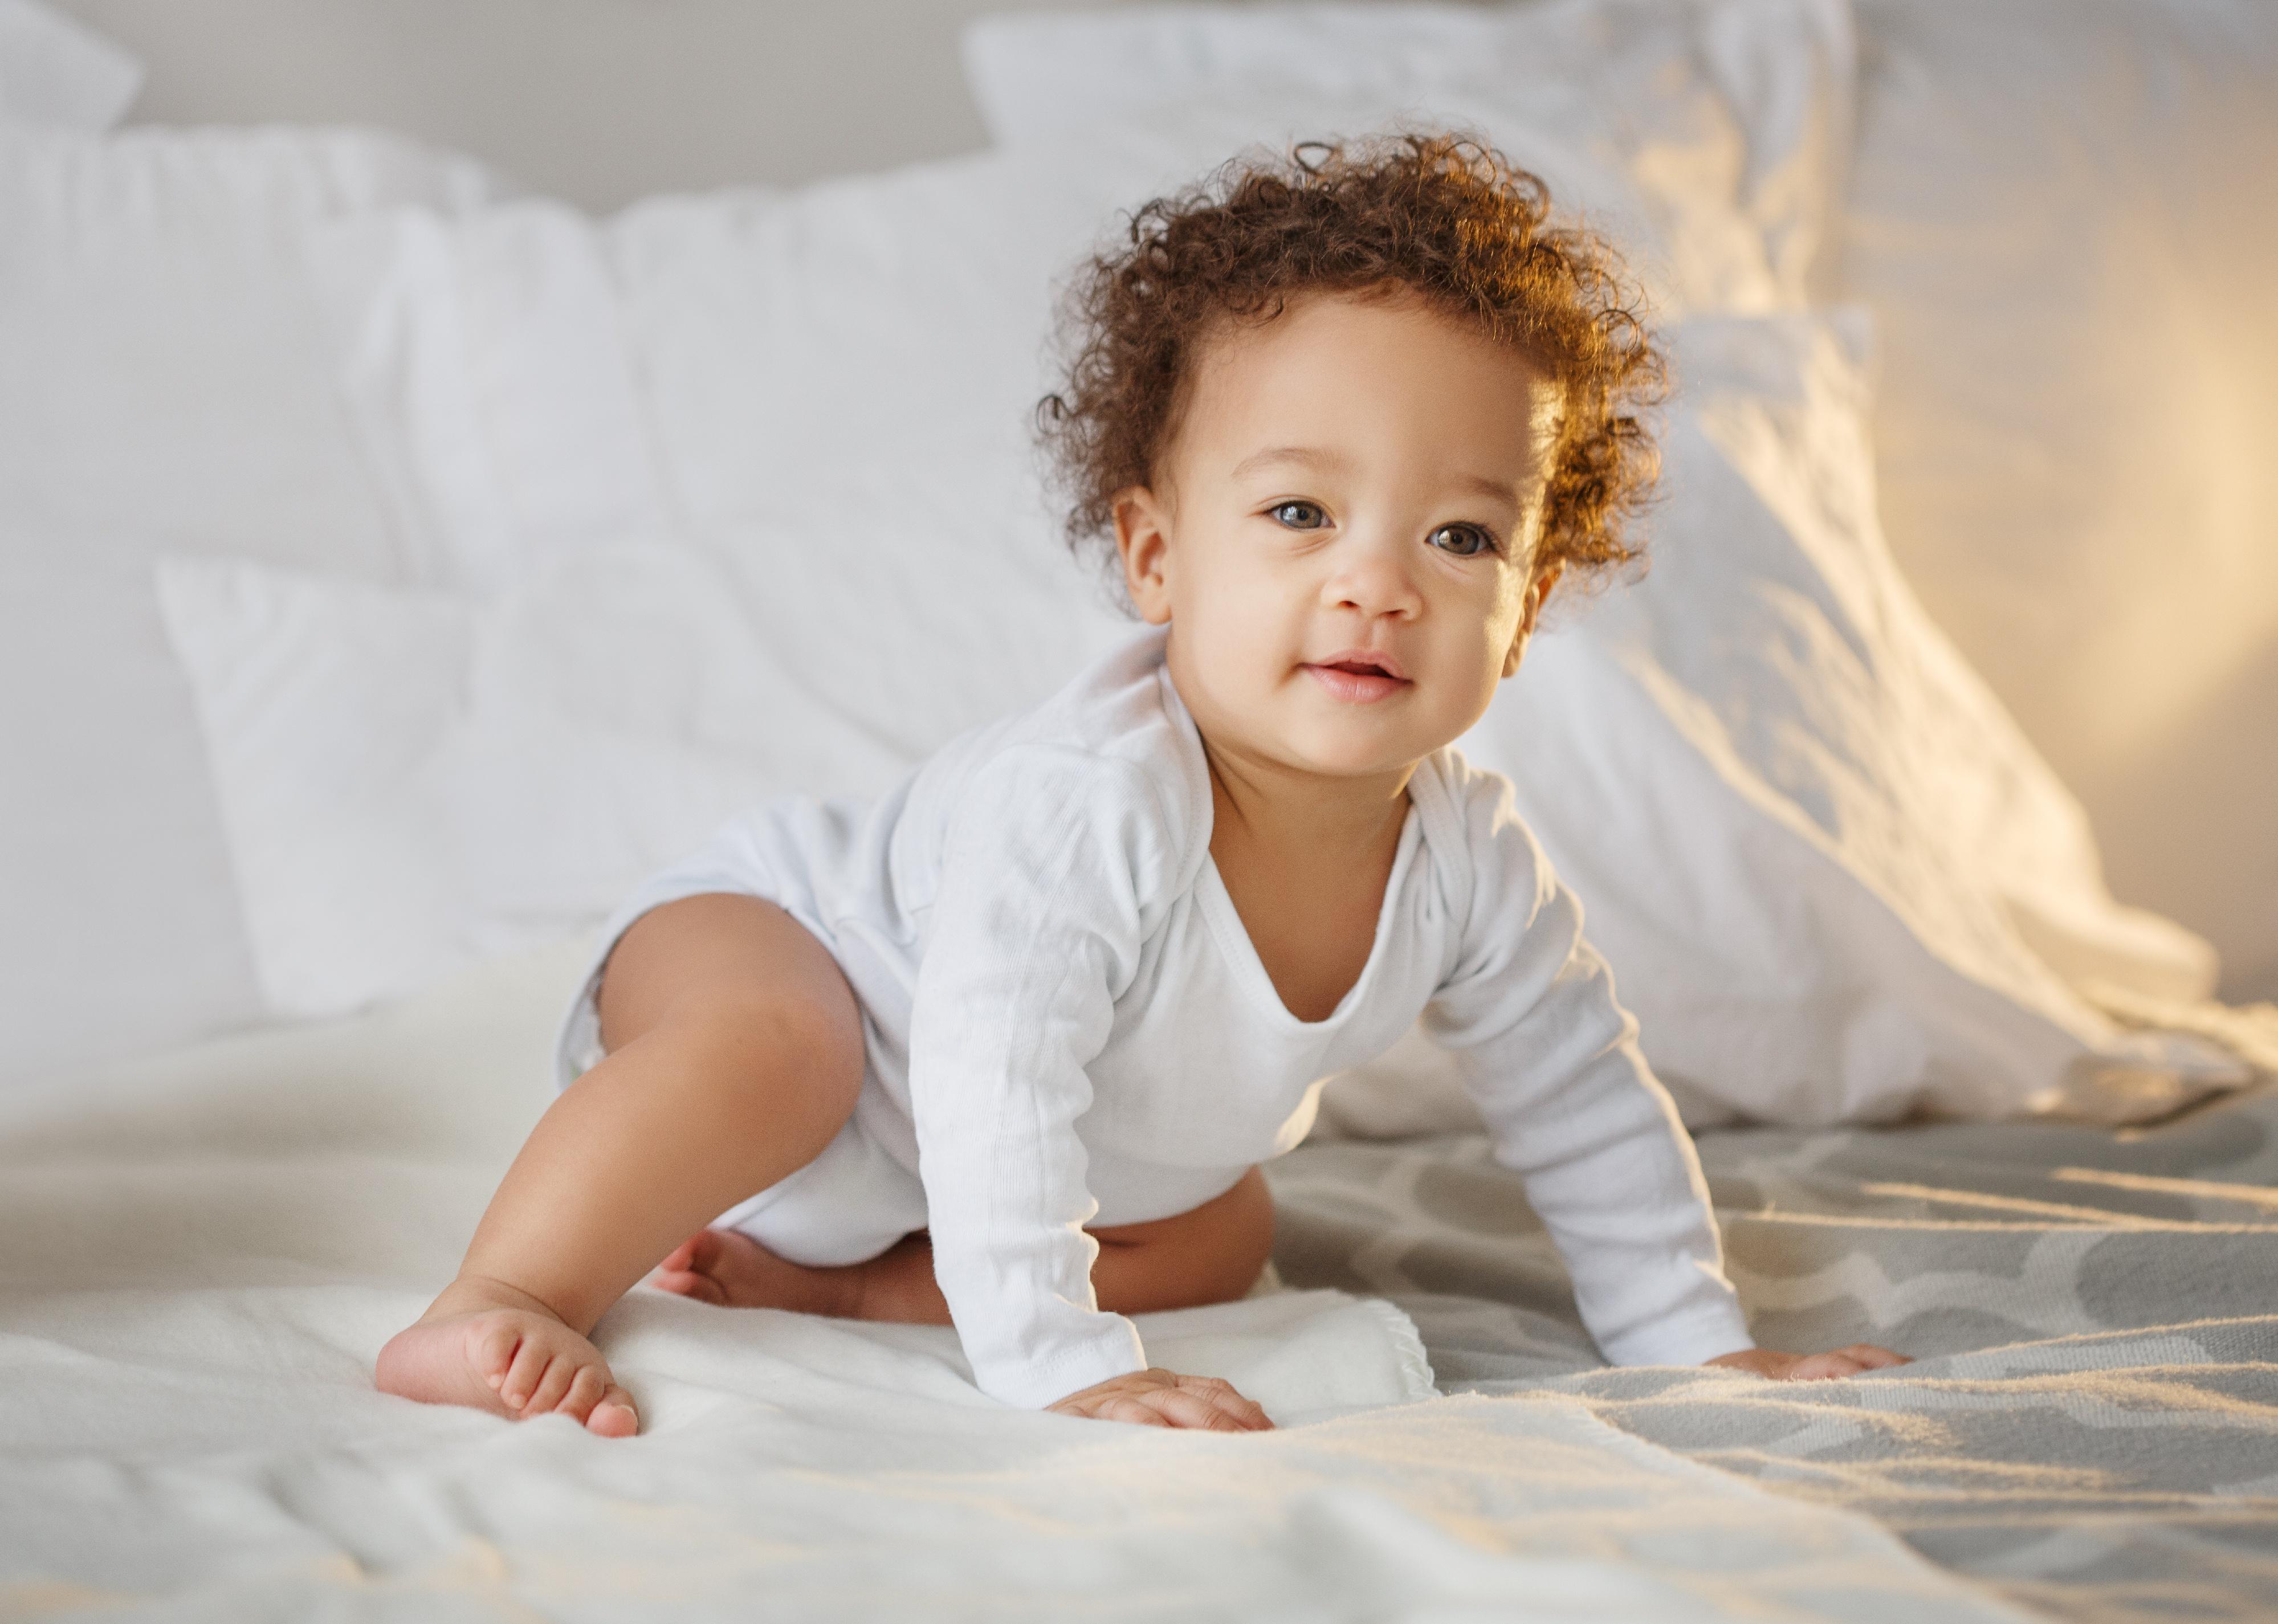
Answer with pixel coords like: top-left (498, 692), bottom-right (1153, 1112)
top-left (1086, 1168), bottom-right (1277, 1313)
top-left (596, 893), bottom-right (865, 1094)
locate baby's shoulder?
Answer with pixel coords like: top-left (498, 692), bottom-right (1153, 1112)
top-left (1412, 746), bottom-right (1559, 920)
top-left (900, 628), bottom-right (1209, 889)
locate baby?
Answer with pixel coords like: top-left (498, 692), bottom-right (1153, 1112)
top-left (378, 134), bottom-right (1904, 1437)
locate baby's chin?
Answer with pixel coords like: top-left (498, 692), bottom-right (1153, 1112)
top-left (1177, 662), bottom-right (1465, 779)
top-left (1242, 710), bottom-right (1449, 784)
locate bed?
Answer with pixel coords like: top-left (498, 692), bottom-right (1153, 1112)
top-left (4, 936), bottom-right (2269, 1620)
top-left (4, 1), bottom-right (2275, 1618)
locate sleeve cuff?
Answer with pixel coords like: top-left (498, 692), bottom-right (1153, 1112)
top-left (1595, 1299), bottom-right (1754, 1368)
top-left (970, 1314), bottom-right (1149, 1409)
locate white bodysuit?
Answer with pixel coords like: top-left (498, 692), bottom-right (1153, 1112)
top-left (559, 626), bottom-right (1752, 1407)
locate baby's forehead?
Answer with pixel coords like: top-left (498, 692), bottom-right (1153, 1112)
top-left (1173, 292), bottom-right (1560, 471)
top-left (1189, 287), bottom-right (1551, 391)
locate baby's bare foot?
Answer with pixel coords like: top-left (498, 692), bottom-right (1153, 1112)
top-left (651, 1227), bottom-right (858, 1317)
top-left (376, 1278), bottom-right (638, 1437)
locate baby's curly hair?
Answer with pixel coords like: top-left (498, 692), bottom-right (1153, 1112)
top-left (1039, 132), bottom-right (1666, 597)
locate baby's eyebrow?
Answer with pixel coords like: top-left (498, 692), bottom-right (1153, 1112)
top-left (1229, 446), bottom-right (1524, 509)
top-left (1448, 472), bottom-right (1525, 507)
top-left (1228, 446), bottom-right (1347, 481)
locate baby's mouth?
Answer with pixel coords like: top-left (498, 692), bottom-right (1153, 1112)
top-left (1302, 657), bottom-right (1411, 704)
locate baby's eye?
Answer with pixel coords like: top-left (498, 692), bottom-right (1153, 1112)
top-left (1269, 500), bottom-right (1329, 530)
top-left (1428, 523), bottom-right (1499, 557)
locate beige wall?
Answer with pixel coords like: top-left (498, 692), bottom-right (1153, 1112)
top-left (51, 0), bottom-right (1122, 208)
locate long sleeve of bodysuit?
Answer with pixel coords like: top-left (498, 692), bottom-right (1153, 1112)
top-left (1421, 765), bottom-right (1754, 1366)
top-left (903, 745), bottom-right (1173, 1408)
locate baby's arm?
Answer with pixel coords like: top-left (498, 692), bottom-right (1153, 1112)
top-left (908, 745), bottom-right (1270, 1428)
top-left (1425, 773), bottom-right (1905, 1378)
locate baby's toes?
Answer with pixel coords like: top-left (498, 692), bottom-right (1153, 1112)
top-left (497, 1333), bottom-right (556, 1409)
top-left (524, 1353), bottom-right (579, 1415)
top-left (553, 1362), bottom-right (609, 1423)
top-left (588, 1384), bottom-right (639, 1438)
top-left (538, 1358), bottom-right (638, 1436)
top-left (471, 1316), bottom-right (525, 1394)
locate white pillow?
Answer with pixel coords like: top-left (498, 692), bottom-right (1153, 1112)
top-left (962, 0), bottom-right (1857, 306)
top-left (1461, 312), bottom-right (2232, 1125)
top-left (155, 534), bottom-right (1124, 1019)
top-left (605, 138), bottom-right (1177, 540)
top-left (0, 549), bottom-right (264, 1081)
top-left (0, 0), bottom-right (140, 131)
top-left (310, 201), bottom-right (671, 594)
top-left (0, 125), bottom-right (496, 1086)
top-left (1841, 0), bottom-right (2278, 1000)
top-left (0, 127), bottom-right (493, 569)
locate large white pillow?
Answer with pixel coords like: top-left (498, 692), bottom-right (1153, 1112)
top-left (155, 533), bottom-right (1129, 1018)
top-left (604, 136), bottom-right (1175, 541)
top-left (962, 0), bottom-right (1857, 306)
top-left (0, 125), bottom-right (496, 1086)
top-left (309, 200), bottom-right (671, 592)
top-left (157, 307), bottom-right (2242, 1123)
top-left (0, 0), bottom-right (140, 131)
top-left (1464, 312), bottom-right (2232, 1125)
top-left (328, 141), bottom-right (1166, 580)
top-left (1841, 0), bottom-right (2278, 999)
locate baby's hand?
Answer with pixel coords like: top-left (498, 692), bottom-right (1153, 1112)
top-left (1046, 1367), bottom-right (1275, 1431)
top-left (1706, 1344), bottom-right (1910, 1380)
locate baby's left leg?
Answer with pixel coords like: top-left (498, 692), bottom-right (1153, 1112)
top-left (654, 1164), bottom-right (1277, 1323)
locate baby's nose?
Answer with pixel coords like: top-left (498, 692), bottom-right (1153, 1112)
top-left (1322, 535), bottom-right (1423, 618)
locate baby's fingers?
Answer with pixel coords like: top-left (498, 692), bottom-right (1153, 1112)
top-left (1175, 1374), bottom-right (1273, 1431)
top-left (1786, 1344), bottom-right (1907, 1380)
top-left (1787, 1352), bottom-right (1865, 1379)
top-left (1140, 1386), bottom-right (1252, 1433)
top-left (1103, 1396), bottom-right (1173, 1429)
top-left (1838, 1344), bottom-right (1910, 1369)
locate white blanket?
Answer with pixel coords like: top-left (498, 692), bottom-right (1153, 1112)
top-left (0, 940), bottom-right (2026, 1621)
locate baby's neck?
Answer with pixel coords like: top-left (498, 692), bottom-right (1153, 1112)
top-left (1201, 734), bottom-right (1413, 863)
top-left (1201, 735), bottom-right (1414, 1022)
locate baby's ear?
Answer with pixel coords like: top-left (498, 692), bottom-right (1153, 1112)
top-left (1501, 558), bottom-right (1563, 678)
top-left (1114, 487), bottom-right (1175, 625)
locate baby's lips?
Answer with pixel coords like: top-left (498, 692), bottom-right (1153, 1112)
top-left (1303, 662), bottom-right (1409, 703)
top-left (1307, 645), bottom-right (1410, 681)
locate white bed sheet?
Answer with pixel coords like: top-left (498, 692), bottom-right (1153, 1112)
top-left (0, 938), bottom-right (2026, 1621)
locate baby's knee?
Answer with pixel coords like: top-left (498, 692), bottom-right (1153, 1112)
top-left (680, 993), bottom-right (862, 1090)
top-left (598, 893), bottom-right (859, 1057)
top-left (603, 992), bottom-right (865, 1152)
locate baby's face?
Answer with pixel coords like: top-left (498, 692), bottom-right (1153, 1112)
top-left (1116, 290), bottom-right (1562, 782)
